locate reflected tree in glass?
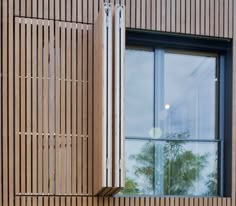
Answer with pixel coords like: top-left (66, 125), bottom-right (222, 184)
top-left (122, 132), bottom-right (218, 196)
top-left (204, 153), bottom-right (218, 196)
top-left (163, 137), bottom-right (208, 195)
top-left (120, 175), bottom-right (140, 195)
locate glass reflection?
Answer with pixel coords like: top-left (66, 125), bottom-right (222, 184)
top-left (161, 53), bottom-right (217, 139)
top-left (125, 48), bottom-right (154, 138)
top-left (123, 48), bottom-right (219, 196)
top-left (122, 139), bottom-right (218, 196)
top-left (125, 50), bottom-right (217, 140)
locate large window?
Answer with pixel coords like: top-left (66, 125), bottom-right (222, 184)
top-left (122, 47), bottom-right (223, 196)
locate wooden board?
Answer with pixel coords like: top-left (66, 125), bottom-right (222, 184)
top-left (94, 3), bottom-right (113, 195)
top-left (113, 4), bottom-right (125, 189)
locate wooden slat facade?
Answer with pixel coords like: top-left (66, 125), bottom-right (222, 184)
top-left (1, 0), bottom-right (236, 206)
top-left (13, 0), bottom-right (233, 38)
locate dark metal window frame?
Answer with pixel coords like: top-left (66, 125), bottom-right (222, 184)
top-left (125, 30), bottom-right (233, 197)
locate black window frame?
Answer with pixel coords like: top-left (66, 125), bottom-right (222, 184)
top-left (124, 30), bottom-right (233, 197)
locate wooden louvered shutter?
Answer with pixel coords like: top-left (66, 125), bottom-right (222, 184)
top-left (94, 3), bottom-right (126, 196)
top-left (94, 2), bottom-right (113, 195)
top-left (113, 3), bottom-right (126, 191)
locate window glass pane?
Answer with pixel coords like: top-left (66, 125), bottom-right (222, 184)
top-left (123, 140), bottom-right (154, 195)
top-left (125, 48), bottom-right (154, 138)
top-left (162, 141), bottom-right (218, 196)
top-left (122, 140), bottom-right (218, 196)
top-left (156, 52), bottom-right (217, 139)
top-left (123, 48), bottom-right (220, 197)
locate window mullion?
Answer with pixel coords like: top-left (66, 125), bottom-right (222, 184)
top-left (219, 55), bottom-right (225, 196)
top-left (154, 49), bottom-right (165, 132)
top-left (154, 49), bottom-right (165, 195)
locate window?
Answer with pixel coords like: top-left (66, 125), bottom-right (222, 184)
top-left (121, 43), bottom-right (228, 196)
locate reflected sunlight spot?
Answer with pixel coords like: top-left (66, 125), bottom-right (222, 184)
top-left (149, 127), bottom-right (162, 138)
top-left (165, 104), bottom-right (171, 110)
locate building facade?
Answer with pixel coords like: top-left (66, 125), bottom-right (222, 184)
top-left (0, 0), bottom-right (236, 206)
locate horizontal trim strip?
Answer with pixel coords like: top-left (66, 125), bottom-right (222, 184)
top-left (126, 136), bottom-right (222, 142)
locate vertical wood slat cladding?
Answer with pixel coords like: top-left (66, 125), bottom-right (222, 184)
top-left (13, 0), bottom-right (233, 38)
top-left (0, 0), bottom-right (236, 206)
top-left (124, 0), bottom-right (233, 38)
top-left (15, 0), bottom-right (94, 24)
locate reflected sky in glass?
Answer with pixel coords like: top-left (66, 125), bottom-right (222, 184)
top-left (125, 48), bottom-right (154, 137)
top-left (125, 48), bottom-right (217, 140)
top-left (163, 53), bottom-right (216, 139)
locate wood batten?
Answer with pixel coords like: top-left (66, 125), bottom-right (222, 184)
top-left (113, 4), bottom-right (125, 191)
top-left (94, 2), bottom-right (113, 195)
